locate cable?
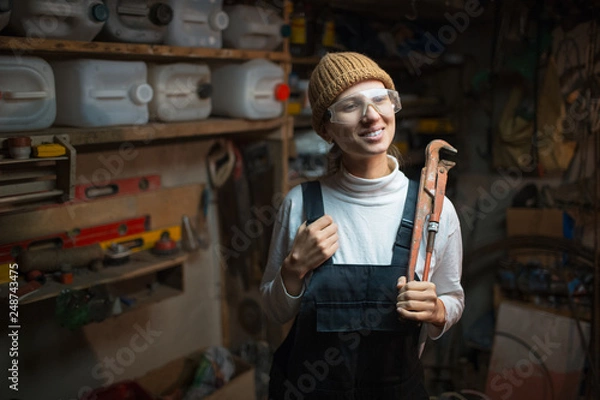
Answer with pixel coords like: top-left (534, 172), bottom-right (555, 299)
top-left (494, 331), bottom-right (555, 400)
top-left (560, 267), bottom-right (600, 396)
top-left (460, 389), bottom-right (492, 400)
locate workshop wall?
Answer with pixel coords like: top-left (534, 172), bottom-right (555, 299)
top-left (0, 140), bottom-right (223, 400)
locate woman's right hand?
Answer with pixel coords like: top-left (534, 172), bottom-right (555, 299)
top-left (281, 215), bottom-right (338, 296)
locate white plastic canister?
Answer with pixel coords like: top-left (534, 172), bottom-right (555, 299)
top-left (165, 0), bottom-right (229, 48)
top-left (147, 63), bottom-right (212, 122)
top-left (51, 59), bottom-right (153, 128)
top-left (211, 59), bottom-right (289, 120)
top-left (99, 0), bottom-right (173, 44)
top-left (222, 4), bottom-right (283, 51)
top-left (0, 56), bottom-right (56, 132)
top-left (9, 0), bottom-right (109, 41)
top-left (0, 0), bottom-right (11, 32)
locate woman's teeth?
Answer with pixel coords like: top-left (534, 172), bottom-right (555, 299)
top-left (363, 129), bottom-right (383, 137)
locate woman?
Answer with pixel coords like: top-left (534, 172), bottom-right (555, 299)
top-left (261, 52), bottom-right (464, 399)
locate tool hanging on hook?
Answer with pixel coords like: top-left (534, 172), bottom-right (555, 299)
top-left (408, 139), bottom-right (457, 282)
top-left (405, 0), bottom-right (419, 21)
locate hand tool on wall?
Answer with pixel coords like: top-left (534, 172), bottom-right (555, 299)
top-left (181, 214), bottom-right (200, 252)
top-left (242, 141), bottom-right (275, 274)
top-left (196, 188), bottom-right (211, 249)
top-left (99, 226), bottom-right (181, 253)
top-left (207, 140), bottom-right (235, 189)
top-left (210, 140), bottom-right (253, 291)
top-left (17, 244), bottom-right (105, 274)
top-left (408, 140), bottom-right (457, 282)
top-left (0, 216), bottom-right (148, 264)
top-left (74, 175), bottom-right (161, 201)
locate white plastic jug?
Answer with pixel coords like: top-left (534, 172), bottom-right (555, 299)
top-left (0, 56), bottom-right (56, 132)
top-left (51, 59), bottom-right (153, 128)
top-left (211, 59), bottom-right (289, 120)
top-left (222, 5), bottom-right (283, 51)
top-left (148, 63), bottom-right (212, 122)
top-left (165, 0), bottom-right (229, 48)
top-left (8, 0), bottom-right (109, 41)
top-left (0, 0), bottom-right (11, 32)
top-left (99, 0), bottom-right (173, 44)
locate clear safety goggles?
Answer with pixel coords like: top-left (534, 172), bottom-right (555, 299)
top-left (327, 88), bottom-right (402, 125)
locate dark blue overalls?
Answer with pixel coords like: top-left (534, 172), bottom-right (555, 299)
top-left (269, 180), bottom-right (428, 400)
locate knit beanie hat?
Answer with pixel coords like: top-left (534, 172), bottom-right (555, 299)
top-left (308, 52), bottom-right (395, 135)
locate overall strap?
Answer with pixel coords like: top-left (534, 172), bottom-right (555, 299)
top-left (301, 180), bottom-right (333, 267)
top-left (391, 180), bottom-right (419, 267)
top-left (301, 180), bottom-right (324, 225)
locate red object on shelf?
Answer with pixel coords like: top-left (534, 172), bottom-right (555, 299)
top-left (0, 216), bottom-right (148, 264)
top-left (152, 231), bottom-right (178, 255)
top-left (83, 381), bottom-right (153, 400)
top-left (274, 83), bottom-right (290, 101)
top-left (75, 175), bottom-right (161, 201)
top-left (59, 272), bottom-right (74, 284)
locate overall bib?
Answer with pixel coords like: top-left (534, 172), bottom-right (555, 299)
top-left (269, 180), bottom-right (428, 400)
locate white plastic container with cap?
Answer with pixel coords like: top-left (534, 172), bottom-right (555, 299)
top-left (0, 56), bottom-right (56, 132)
top-left (8, 0), bottom-right (109, 41)
top-left (0, 0), bottom-right (11, 32)
top-left (222, 4), bottom-right (283, 51)
top-left (211, 59), bottom-right (289, 120)
top-left (147, 63), bottom-right (212, 122)
top-left (164, 0), bottom-right (229, 48)
top-left (99, 0), bottom-right (174, 44)
top-left (51, 59), bottom-right (153, 128)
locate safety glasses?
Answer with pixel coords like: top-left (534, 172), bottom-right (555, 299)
top-left (327, 88), bottom-right (402, 125)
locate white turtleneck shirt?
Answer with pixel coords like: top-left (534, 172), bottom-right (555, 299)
top-left (260, 155), bottom-right (464, 348)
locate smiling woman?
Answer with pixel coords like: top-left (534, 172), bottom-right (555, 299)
top-left (261, 52), bottom-right (465, 399)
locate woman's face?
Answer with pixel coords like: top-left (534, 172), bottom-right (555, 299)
top-left (323, 79), bottom-right (396, 163)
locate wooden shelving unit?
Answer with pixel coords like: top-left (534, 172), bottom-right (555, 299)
top-left (64, 117), bottom-right (290, 146)
top-left (19, 251), bottom-right (187, 305)
top-left (0, 1), bottom-right (294, 345)
top-left (0, 36), bottom-right (290, 62)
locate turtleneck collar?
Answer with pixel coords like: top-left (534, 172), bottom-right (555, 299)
top-left (326, 155), bottom-right (408, 199)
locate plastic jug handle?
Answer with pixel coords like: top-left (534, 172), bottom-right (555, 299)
top-left (90, 90), bottom-right (127, 100)
top-left (117, 5), bottom-right (149, 17)
top-left (31, 2), bottom-right (79, 17)
top-left (2, 91), bottom-right (48, 100)
top-left (183, 12), bottom-right (208, 24)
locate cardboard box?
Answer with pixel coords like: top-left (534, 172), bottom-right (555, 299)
top-left (505, 208), bottom-right (565, 266)
top-left (136, 349), bottom-right (255, 400)
top-left (485, 301), bottom-right (590, 400)
top-left (506, 208), bottom-right (564, 238)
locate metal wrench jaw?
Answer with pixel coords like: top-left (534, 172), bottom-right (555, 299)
top-left (426, 139), bottom-right (458, 163)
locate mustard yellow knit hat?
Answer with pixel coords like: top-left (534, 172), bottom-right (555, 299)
top-left (308, 52), bottom-right (395, 135)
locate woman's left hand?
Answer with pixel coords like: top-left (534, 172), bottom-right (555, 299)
top-left (396, 276), bottom-right (446, 327)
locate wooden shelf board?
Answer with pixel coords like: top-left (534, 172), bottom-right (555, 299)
top-left (291, 56), bottom-right (322, 65)
top-left (19, 251), bottom-right (188, 305)
top-left (121, 284), bottom-right (184, 312)
top-left (0, 156), bottom-right (68, 165)
top-left (0, 36), bottom-right (290, 62)
top-left (5, 117), bottom-right (288, 146)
